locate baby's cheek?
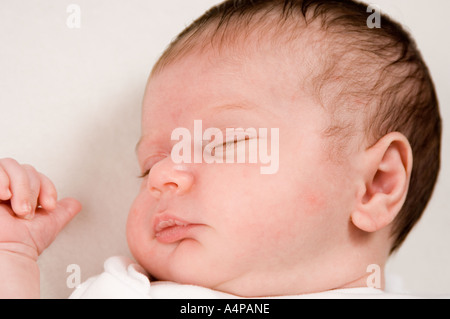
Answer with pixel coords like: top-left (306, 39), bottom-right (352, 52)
top-left (304, 191), bottom-right (329, 212)
top-left (296, 165), bottom-right (347, 215)
top-left (126, 195), bottom-right (154, 246)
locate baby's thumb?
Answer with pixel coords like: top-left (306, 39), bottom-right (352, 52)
top-left (27, 198), bottom-right (81, 255)
top-left (31, 197), bottom-right (82, 255)
top-left (52, 197), bottom-right (82, 231)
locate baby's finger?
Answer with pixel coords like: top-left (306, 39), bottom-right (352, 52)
top-left (0, 165), bottom-right (12, 200)
top-left (1, 159), bottom-right (34, 217)
top-left (22, 165), bottom-right (42, 219)
top-left (37, 172), bottom-right (57, 211)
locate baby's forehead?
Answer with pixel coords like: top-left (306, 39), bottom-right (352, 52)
top-left (146, 43), bottom-right (319, 119)
top-left (151, 23), bottom-right (329, 99)
top-left (147, 9), bottom-right (374, 137)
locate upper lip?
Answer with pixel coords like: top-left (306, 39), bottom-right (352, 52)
top-left (153, 214), bottom-right (192, 233)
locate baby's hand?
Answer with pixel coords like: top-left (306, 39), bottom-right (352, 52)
top-left (0, 158), bottom-right (81, 260)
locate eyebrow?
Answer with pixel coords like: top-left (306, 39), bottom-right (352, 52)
top-left (210, 103), bottom-right (256, 112)
top-left (135, 135), bottom-right (159, 156)
top-left (206, 102), bottom-right (278, 119)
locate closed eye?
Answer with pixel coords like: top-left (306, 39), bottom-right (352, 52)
top-left (215, 136), bottom-right (250, 149)
top-left (138, 155), bottom-right (167, 179)
top-left (138, 169), bottom-right (150, 179)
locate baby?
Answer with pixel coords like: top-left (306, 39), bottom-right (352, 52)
top-left (0, 0), bottom-right (442, 299)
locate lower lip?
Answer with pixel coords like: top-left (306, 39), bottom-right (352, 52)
top-left (155, 224), bottom-right (200, 244)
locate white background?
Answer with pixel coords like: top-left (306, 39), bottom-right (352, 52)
top-left (0, 0), bottom-right (448, 298)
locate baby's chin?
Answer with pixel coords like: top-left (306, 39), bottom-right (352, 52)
top-left (134, 254), bottom-right (247, 295)
top-left (144, 263), bottom-right (270, 297)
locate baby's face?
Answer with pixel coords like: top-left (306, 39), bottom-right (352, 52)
top-left (127, 48), bottom-right (360, 296)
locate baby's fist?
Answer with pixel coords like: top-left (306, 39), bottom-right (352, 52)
top-left (0, 158), bottom-right (59, 219)
top-left (0, 158), bottom-right (81, 258)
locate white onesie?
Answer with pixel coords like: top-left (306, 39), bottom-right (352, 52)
top-left (69, 256), bottom-right (418, 299)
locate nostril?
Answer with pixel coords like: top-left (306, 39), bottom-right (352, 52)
top-left (149, 183), bottom-right (178, 198)
top-left (165, 182), bottom-right (178, 190)
top-left (149, 187), bottom-right (162, 198)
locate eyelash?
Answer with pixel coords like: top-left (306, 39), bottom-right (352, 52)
top-left (138, 137), bottom-right (252, 178)
top-left (139, 169), bottom-right (151, 179)
top-left (217, 137), bottom-right (250, 149)
top-left (139, 156), bottom-right (164, 179)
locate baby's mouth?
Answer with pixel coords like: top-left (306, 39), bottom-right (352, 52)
top-left (155, 219), bottom-right (189, 232)
top-left (153, 214), bottom-right (201, 244)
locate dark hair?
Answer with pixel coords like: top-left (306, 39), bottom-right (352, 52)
top-left (152, 0), bottom-right (442, 254)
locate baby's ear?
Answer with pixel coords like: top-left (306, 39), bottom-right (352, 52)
top-left (351, 132), bottom-right (413, 233)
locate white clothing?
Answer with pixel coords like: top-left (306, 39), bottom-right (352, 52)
top-left (69, 256), bottom-right (234, 299)
top-left (69, 256), bottom-right (418, 299)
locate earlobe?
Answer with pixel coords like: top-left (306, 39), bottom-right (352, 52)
top-left (351, 210), bottom-right (378, 233)
top-left (352, 193), bottom-right (392, 233)
top-left (351, 132), bottom-right (413, 233)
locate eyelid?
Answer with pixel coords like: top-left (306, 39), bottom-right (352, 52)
top-left (139, 134), bottom-right (257, 177)
top-left (215, 135), bottom-right (253, 148)
top-left (139, 170), bottom-right (150, 179)
top-left (139, 154), bottom-right (166, 178)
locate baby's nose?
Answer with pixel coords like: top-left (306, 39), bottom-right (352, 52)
top-left (147, 160), bottom-right (194, 198)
